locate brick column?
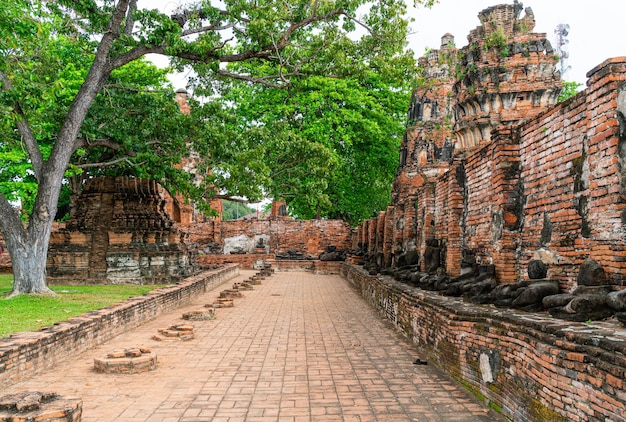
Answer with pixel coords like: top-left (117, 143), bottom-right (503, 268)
top-left (490, 127), bottom-right (523, 283)
top-left (445, 161), bottom-right (466, 277)
top-left (368, 217), bottom-right (377, 258)
top-left (417, 181), bottom-right (436, 272)
top-left (585, 58), bottom-right (626, 285)
top-left (382, 206), bottom-right (395, 268)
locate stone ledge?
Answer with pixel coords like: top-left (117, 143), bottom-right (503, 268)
top-left (342, 263), bottom-right (626, 422)
top-left (0, 265), bottom-right (239, 388)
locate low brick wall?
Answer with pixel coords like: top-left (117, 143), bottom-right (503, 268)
top-left (198, 254), bottom-right (272, 269)
top-left (198, 254), bottom-right (344, 274)
top-left (268, 260), bottom-right (343, 274)
top-left (0, 265), bottom-right (238, 388)
top-left (341, 264), bottom-right (626, 422)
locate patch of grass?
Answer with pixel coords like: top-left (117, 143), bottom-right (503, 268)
top-left (0, 274), bottom-right (166, 339)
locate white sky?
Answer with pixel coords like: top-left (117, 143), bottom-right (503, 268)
top-left (148, 0), bottom-right (625, 87)
top-left (144, 0), bottom-right (625, 208)
top-left (408, 0), bottom-right (625, 84)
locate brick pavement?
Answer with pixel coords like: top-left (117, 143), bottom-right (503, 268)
top-left (3, 271), bottom-right (504, 421)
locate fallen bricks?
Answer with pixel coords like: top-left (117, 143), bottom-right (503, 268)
top-left (219, 289), bottom-right (243, 299)
top-left (0, 391), bottom-right (83, 422)
top-left (152, 324), bottom-right (195, 342)
top-left (210, 268), bottom-right (273, 308)
top-left (94, 347), bottom-right (156, 374)
top-left (211, 298), bottom-right (234, 308)
top-left (233, 281), bottom-right (254, 291)
top-left (182, 308), bottom-right (216, 321)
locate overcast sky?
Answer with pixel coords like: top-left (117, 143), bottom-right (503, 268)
top-left (148, 0), bottom-right (625, 86)
top-left (408, 0), bottom-right (625, 84)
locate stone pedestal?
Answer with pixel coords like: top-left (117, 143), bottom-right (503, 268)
top-left (154, 324), bottom-right (195, 341)
top-left (94, 347), bottom-right (156, 373)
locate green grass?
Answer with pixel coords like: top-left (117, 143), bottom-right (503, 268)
top-left (0, 274), bottom-right (167, 339)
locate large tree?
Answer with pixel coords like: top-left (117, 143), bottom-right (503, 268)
top-left (215, 73), bottom-right (411, 224)
top-left (0, 0), bottom-right (423, 296)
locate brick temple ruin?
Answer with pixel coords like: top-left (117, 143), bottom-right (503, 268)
top-left (355, 3), bottom-right (626, 318)
top-left (1, 1), bottom-right (622, 315)
top-left (341, 4), bottom-right (626, 420)
top-left (46, 176), bottom-right (195, 284)
top-left (3, 2), bottom-right (626, 420)
top-left (40, 176), bottom-right (352, 284)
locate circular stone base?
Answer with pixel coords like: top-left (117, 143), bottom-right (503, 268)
top-left (94, 348), bottom-right (156, 374)
top-left (182, 309), bottom-right (215, 321)
top-left (0, 392), bottom-right (82, 422)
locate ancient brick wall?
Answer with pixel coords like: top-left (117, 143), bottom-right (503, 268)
top-left (357, 1), bottom-right (626, 290)
top-left (342, 264), bottom-right (626, 422)
top-left (47, 177), bottom-right (194, 285)
top-left (0, 266), bottom-right (238, 388)
top-left (519, 58), bottom-right (626, 289)
top-left (360, 57), bottom-right (626, 288)
top-left (455, 127), bottom-right (523, 282)
top-left (188, 219), bottom-right (352, 262)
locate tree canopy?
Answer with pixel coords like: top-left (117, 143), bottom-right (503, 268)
top-left (210, 73), bottom-right (410, 224)
top-left (222, 200), bottom-right (257, 220)
top-left (0, 0), bottom-right (426, 295)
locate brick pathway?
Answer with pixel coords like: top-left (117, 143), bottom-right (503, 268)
top-left (3, 271), bottom-right (504, 421)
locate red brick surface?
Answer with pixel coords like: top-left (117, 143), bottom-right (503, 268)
top-left (0, 266), bottom-right (238, 388)
top-left (188, 219), bottom-right (352, 259)
top-left (343, 264), bottom-right (626, 422)
top-left (357, 1), bottom-right (626, 289)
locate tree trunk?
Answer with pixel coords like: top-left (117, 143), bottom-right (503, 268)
top-left (0, 1), bottom-right (131, 296)
top-left (6, 223), bottom-right (55, 297)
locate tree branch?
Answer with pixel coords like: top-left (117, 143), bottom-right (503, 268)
top-left (213, 195), bottom-right (251, 204)
top-left (0, 71), bottom-right (45, 181)
top-left (107, 45), bottom-right (166, 71)
top-left (216, 69), bottom-right (299, 88)
top-left (84, 137), bottom-right (123, 150)
top-left (103, 84), bottom-right (169, 93)
top-left (171, 8), bottom-right (232, 28)
top-left (77, 157), bottom-right (140, 169)
top-left (49, 0), bottom-right (132, 178)
top-left (123, 0), bottom-right (137, 36)
top-left (182, 22), bottom-right (236, 37)
top-left (345, 14), bottom-right (373, 34)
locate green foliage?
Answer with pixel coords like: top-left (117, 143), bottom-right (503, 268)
top-left (1, 0), bottom-right (421, 220)
top-left (558, 81), bottom-right (582, 102)
top-left (222, 200), bottom-right (256, 220)
top-left (1, 41), bottom-right (192, 216)
top-left (0, 274), bottom-right (165, 338)
top-left (214, 72), bottom-right (409, 224)
top-left (485, 27), bottom-right (509, 57)
top-left (1, 0), bottom-right (426, 294)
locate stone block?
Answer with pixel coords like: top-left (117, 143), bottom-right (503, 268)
top-left (0, 392), bottom-right (82, 422)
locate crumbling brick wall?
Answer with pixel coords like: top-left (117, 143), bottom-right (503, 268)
top-left (518, 58), bottom-right (626, 288)
top-left (343, 264), bottom-right (626, 422)
top-left (47, 176), bottom-right (194, 285)
top-left (188, 219), bottom-right (352, 259)
top-left (361, 57), bottom-right (626, 287)
top-left (357, 1), bottom-right (626, 289)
